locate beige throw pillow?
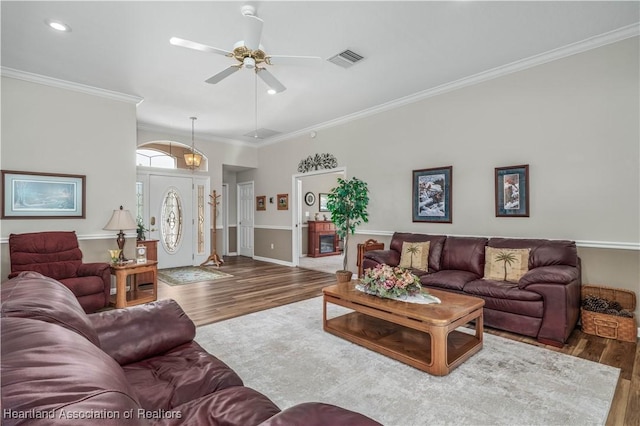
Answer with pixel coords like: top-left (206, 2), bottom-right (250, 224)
top-left (484, 247), bottom-right (530, 283)
top-left (399, 241), bottom-right (430, 271)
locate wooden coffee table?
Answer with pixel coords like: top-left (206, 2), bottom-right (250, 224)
top-left (323, 282), bottom-right (484, 376)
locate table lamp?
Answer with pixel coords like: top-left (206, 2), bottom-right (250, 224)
top-left (103, 205), bottom-right (138, 263)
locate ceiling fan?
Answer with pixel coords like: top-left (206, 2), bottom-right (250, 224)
top-left (170, 5), bottom-right (320, 93)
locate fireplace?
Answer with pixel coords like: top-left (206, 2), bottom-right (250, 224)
top-left (319, 234), bottom-right (336, 254)
top-left (307, 220), bottom-right (340, 257)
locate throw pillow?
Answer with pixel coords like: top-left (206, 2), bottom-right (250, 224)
top-left (399, 241), bottom-right (430, 271)
top-left (484, 247), bottom-right (530, 283)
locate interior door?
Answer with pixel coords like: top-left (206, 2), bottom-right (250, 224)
top-left (149, 175), bottom-right (194, 268)
top-left (237, 181), bottom-right (254, 257)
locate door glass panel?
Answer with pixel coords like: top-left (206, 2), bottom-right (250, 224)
top-left (161, 188), bottom-right (183, 253)
top-left (136, 181), bottom-right (144, 224)
top-left (197, 185), bottom-right (205, 254)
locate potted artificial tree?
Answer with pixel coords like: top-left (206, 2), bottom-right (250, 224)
top-left (326, 177), bottom-right (369, 283)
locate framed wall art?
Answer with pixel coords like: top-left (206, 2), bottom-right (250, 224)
top-left (256, 195), bottom-right (266, 211)
top-left (277, 193), bottom-right (288, 210)
top-left (495, 164), bottom-right (529, 217)
top-left (318, 193), bottom-right (329, 212)
top-left (412, 166), bottom-right (452, 223)
top-left (304, 191), bottom-right (315, 206)
top-left (2, 170), bottom-right (86, 219)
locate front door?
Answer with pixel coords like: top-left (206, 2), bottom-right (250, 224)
top-left (149, 175), bottom-right (194, 268)
top-left (237, 181), bottom-right (254, 257)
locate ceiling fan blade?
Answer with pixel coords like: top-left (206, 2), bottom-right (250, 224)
top-left (205, 65), bottom-right (242, 84)
top-left (243, 15), bottom-right (264, 50)
top-left (265, 55), bottom-right (322, 65)
top-left (170, 37), bottom-right (232, 57)
top-left (256, 68), bottom-right (286, 93)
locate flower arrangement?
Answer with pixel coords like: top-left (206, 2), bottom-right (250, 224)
top-left (359, 264), bottom-right (425, 299)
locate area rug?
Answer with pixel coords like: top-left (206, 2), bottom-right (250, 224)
top-left (196, 297), bottom-right (619, 426)
top-left (157, 266), bottom-right (233, 286)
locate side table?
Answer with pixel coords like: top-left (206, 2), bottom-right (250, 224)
top-left (110, 261), bottom-right (158, 308)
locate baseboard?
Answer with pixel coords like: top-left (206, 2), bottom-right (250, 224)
top-left (253, 255), bottom-right (294, 267)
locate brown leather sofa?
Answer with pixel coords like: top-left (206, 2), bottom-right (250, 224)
top-left (8, 231), bottom-right (110, 313)
top-left (1, 272), bottom-right (381, 426)
top-left (362, 233), bottom-right (582, 347)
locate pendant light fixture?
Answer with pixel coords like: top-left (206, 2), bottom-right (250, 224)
top-left (184, 116), bottom-right (202, 169)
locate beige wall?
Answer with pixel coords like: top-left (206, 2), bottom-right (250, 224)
top-left (254, 228), bottom-right (292, 262)
top-left (245, 38), bottom-right (640, 316)
top-left (1, 76), bottom-right (139, 277)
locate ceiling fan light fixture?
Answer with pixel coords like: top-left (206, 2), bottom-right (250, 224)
top-left (244, 57), bottom-right (256, 69)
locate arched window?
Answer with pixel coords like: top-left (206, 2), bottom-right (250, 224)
top-left (136, 148), bottom-right (175, 169)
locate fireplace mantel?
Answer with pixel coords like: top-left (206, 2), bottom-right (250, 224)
top-left (307, 221), bottom-right (341, 258)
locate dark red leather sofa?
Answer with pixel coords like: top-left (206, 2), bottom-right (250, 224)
top-left (1, 272), bottom-right (381, 426)
top-left (362, 233), bottom-right (582, 347)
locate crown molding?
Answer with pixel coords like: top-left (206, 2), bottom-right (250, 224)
top-left (1, 67), bottom-right (144, 105)
top-left (137, 122), bottom-right (251, 148)
top-left (263, 24), bottom-right (640, 147)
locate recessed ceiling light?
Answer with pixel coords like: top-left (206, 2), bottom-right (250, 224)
top-left (267, 89), bottom-right (277, 95)
top-left (45, 19), bottom-right (71, 32)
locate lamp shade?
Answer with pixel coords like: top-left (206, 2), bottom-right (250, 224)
top-left (184, 152), bottom-right (202, 168)
top-left (103, 206), bottom-right (137, 231)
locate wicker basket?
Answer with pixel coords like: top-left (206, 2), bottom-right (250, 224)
top-left (580, 285), bottom-right (637, 343)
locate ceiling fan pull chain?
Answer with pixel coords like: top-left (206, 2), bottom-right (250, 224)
top-left (254, 72), bottom-right (258, 138)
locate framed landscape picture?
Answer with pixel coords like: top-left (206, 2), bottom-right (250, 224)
top-left (2, 170), bottom-right (86, 219)
top-left (495, 164), bottom-right (529, 217)
top-left (412, 166), bottom-right (452, 223)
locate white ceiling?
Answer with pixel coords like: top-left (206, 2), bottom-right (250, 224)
top-left (2, 1), bottom-right (639, 145)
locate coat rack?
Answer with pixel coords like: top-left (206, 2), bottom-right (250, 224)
top-left (200, 190), bottom-right (224, 267)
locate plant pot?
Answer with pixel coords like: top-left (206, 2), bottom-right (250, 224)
top-left (335, 270), bottom-right (353, 283)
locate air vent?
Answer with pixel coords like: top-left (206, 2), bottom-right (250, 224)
top-left (243, 128), bottom-right (281, 140)
top-left (327, 49), bottom-right (364, 69)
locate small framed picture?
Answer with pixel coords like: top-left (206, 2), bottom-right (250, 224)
top-left (495, 164), bottom-right (529, 217)
top-left (412, 166), bottom-right (452, 223)
top-left (318, 193), bottom-right (330, 212)
top-left (277, 194), bottom-right (288, 210)
top-left (256, 195), bottom-right (266, 211)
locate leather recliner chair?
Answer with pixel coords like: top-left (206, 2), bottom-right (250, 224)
top-left (8, 231), bottom-right (110, 313)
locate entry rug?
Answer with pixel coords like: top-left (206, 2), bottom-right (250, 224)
top-left (158, 266), bottom-right (233, 286)
top-left (196, 297), bottom-right (619, 426)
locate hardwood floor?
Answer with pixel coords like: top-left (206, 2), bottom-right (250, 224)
top-left (157, 256), bottom-right (639, 426)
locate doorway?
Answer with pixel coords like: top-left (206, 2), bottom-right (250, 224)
top-left (138, 171), bottom-right (210, 268)
top-left (291, 168), bottom-right (346, 270)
